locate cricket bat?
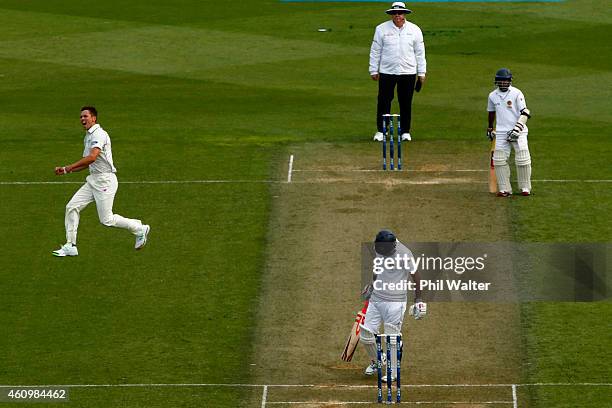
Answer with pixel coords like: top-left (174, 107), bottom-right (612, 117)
top-left (341, 300), bottom-right (369, 362)
top-left (489, 138), bottom-right (497, 194)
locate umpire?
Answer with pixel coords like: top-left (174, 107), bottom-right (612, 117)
top-left (369, 2), bottom-right (427, 142)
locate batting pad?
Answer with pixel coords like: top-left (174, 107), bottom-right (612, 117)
top-left (359, 326), bottom-right (378, 361)
top-left (493, 150), bottom-right (512, 193)
top-left (515, 149), bottom-right (531, 166)
top-left (515, 150), bottom-right (532, 191)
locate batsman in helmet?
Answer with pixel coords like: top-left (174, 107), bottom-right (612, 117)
top-left (487, 68), bottom-right (533, 196)
top-left (359, 230), bottom-right (426, 381)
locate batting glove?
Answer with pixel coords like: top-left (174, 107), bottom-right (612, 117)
top-left (487, 128), bottom-right (495, 141)
top-left (408, 301), bottom-right (427, 320)
top-left (506, 123), bottom-right (524, 142)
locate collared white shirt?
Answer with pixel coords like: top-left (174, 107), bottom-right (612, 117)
top-left (83, 124), bottom-right (116, 174)
top-left (487, 86), bottom-right (528, 133)
top-left (369, 20), bottom-right (427, 76)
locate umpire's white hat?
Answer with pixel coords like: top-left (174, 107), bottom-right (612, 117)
top-left (386, 1), bottom-right (412, 14)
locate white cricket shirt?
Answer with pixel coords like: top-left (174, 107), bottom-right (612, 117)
top-left (487, 86), bottom-right (528, 133)
top-left (371, 241), bottom-right (415, 303)
top-left (84, 124), bottom-right (116, 174)
top-left (369, 20), bottom-right (427, 76)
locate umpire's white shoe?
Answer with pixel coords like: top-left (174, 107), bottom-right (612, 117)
top-left (373, 132), bottom-right (384, 142)
top-left (52, 243), bottom-right (78, 257)
top-left (401, 133), bottom-right (412, 141)
top-left (365, 354), bottom-right (386, 375)
top-left (135, 225), bottom-right (151, 250)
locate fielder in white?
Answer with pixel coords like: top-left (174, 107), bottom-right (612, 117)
top-left (360, 230), bottom-right (426, 381)
top-left (487, 68), bottom-right (532, 197)
top-left (52, 106), bottom-right (150, 257)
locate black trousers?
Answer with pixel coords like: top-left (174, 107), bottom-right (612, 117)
top-left (376, 73), bottom-right (416, 133)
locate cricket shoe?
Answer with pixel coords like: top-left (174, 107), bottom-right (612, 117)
top-left (496, 191), bottom-right (512, 197)
top-left (401, 133), bottom-right (412, 141)
top-left (365, 354), bottom-right (386, 375)
top-left (521, 189), bottom-right (531, 196)
top-left (52, 243), bottom-right (78, 257)
top-left (135, 224), bottom-right (151, 250)
top-left (373, 132), bottom-right (384, 142)
top-left (381, 373), bottom-right (397, 383)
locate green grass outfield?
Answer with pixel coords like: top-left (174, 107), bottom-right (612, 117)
top-left (0, 1), bottom-right (610, 407)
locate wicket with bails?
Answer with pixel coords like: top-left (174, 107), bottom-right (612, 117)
top-left (376, 333), bottom-right (402, 403)
top-left (382, 114), bottom-right (402, 171)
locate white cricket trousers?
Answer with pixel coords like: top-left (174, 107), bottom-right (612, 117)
top-left (362, 301), bottom-right (407, 334)
top-left (495, 131), bottom-right (529, 154)
top-left (65, 173), bottom-right (142, 244)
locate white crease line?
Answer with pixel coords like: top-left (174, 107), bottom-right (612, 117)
top-left (512, 384), bottom-right (518, 408)
top-left (261, 385), bottom-right (268, 408)
top-left (0, 180), bottom-right (280, 185)
top-left (290, 180), bottom-right (478, 185)
top-left (293, 169), bottom-right (488, 173)
top-left (1, 179), bottom-right (610, 186)
top-left (266, 403), bottom-right (371, 406)
top-left (517, 383), bottom-right (612, 386)
top-left (266, 402), bottom-right (514, 405)
top-left (1, 179), bottom-right (476, 186)
top-left (0, 383), bottom-right (608, 388)
top-left (288, 154), bottom-right (294, 183)
top-left (531, 179), bottom-right (612, 183)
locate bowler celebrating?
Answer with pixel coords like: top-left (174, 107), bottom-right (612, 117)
top-left (52, 106), bottom-right (150, 257)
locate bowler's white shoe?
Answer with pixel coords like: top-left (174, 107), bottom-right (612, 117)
top-left (135, 225), bottom-right (151, 250)
top-left (401, 133), bottom-right (412, 141)
top-left (373, 132), bottom-right (384, 142)
top-left (52, 243), bottom-right (78, 257)
top-left (365, 354), bottom-right (386, 375)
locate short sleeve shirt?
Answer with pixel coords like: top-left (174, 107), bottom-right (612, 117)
top-left (84, 124), bottom-right (116, 174)
top-left (370, 241), bottom-right (415, 303)
top-left (487, 86), bottom-right (528, 133)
